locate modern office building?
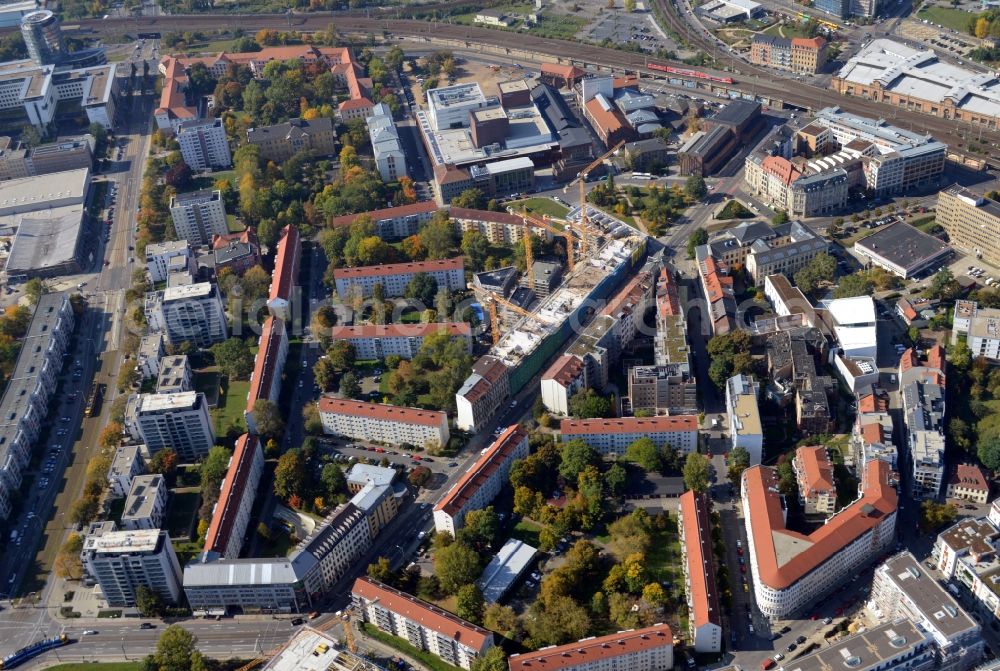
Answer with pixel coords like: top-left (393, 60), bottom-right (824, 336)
top-left (726, 374), bottom-right (763, 465)
top-left (0, 134), bottom-right (94, 181)
top-left (433, 425), bottom-right (529, 536)
top-left (742, 459), bottom-right (897, 620)
top-left (183, 557), bottom-right (310, 615)
top-left (938, 186), bottom-right (1000, 270)
top-left (177, 118), bottom-right (232, 171)
top-left (169, 190), bottom-right (228, 246)
top-left (793, 446), bottom-right (837, 515)
top-left (833, 40), bottom-right (1000, 126)
top-left (245, 316), bottom-right (288, 435)
top-left (267, 225), bottom-right (300, 322)
top-left (318, 398), bottom-right (450, 449)
top-left (82, 529), bottom-right (183, 607)
top-left (121, 474), bottom-right (167, 531)
top-left (20, 10), bottom-right (65, 65)
top-left (352, 577), bottom-right (494, 670)
top-left (125, 391), bottom-right (216, 461)
top-left (870, 552), bottom-right (984, 671)
top-left (145, 282), bottom-right (228, 347)
top-left (333, 257), bottom-right (466, 301)
top-left (0, 292), bottom-right (73, 520)
top-left (559, 416), bottom-right (699, 456)
top-left (678, 491), bottom-right (722, 653)
top-left (328, 323), bottom-right (472, 361)
top-left (246, 117), bottom-right (337, 162)
top-left (203, 434), bottom-right (264, 560)
top-left (508, 624), bottom-right (674, 671)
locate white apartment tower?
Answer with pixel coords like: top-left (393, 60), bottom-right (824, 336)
top-left (177, 118), bottom-right (232, 171)
top-left (169, 190), bottom-right (228, 245)
top-left (82, 529), bottom-right (183, 607)
top-left (145, 283), bottom-right (228, 348)
top-left (126, 391), bottom-right (216, 461)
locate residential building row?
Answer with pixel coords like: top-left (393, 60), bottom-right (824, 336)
top-left (333, 257), bottom-right (466, 301)
top-left (202, 434), bottom-right (265, 560)
top-left (328, 322), bottom-right (472, 361)
top-left (726, 374), bottom-right (763, 466)
top-left (0, 292), bottom-right (74, 519)
top-left (319, 397), bottom-right (450, 450)
top-left (559, 415), bottom-right (699, 455)
top-left (742, 459), bottom-right (897, 620)
top-left (433, 425), bottom-right (529, 536)
top-left (267, 224), bottom-right (301, 322)
top-left (507, 624), bottom-right (674, 671)
top-left (678, 491), bottom-right (722, 653)
top-left (244, 316), bottom-right (288, 436)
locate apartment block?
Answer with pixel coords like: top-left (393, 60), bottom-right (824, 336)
top-left (169, 190), bottom-right (228, 246)
top-left (137, 334), bottom-right (165, 379)
top-left (793, 446), bottom-right (837, 515)
top-left (352, 577), bottom-right (494, 670)
top-left (508, 624), bottom-right (674, 671)
top-left (267, 225), bottom-right (300, 322)
top-left (330, 201), bottom-right (438, 241)
top-left (107, 445), bottom-right (145, 498)
top-left (318, 397), bottom-right (450, 449)
top-left (932, 517), bottom-right (1000, 624)
top-left (952, 301), bottom-right (1000, 362)
top-left (177, 118), bottom-right (232, 171)
top-left (121, 474), bottom-right (167, 531)
top-left (145, 282), bottom-right (228, 348)
top-left (333, 257), bottom-right (465, 301)
top-left (750, 35), bottom-right (827, 73)
top-left (540, 354), bottom-right (587, 416)
top-left (899, 346), bottom-right (946, 499)
top-left (367, 102), bottom-right (407, 183)
top-left (455, 355), bottom-right (511, 433)
top-left (870, 552), bottom-right (983, 671)
top-left (433, 425), bottom-right (529, 536)
top-left (246, 117), bottom-right (336, 162)
top-left (559, 416), bottom-right (699, 456)
top-left (244, 316), bottom-right (288, 435)
top-left (938, 186), bottom-right (1000, 269)
top-left (294, 502), bottom-right (373, 597)
top-left (156, 355), bottom-right (192, 394)
top-left (211, 229), bottom-right (261, 276)
top-left (451, 207), bottom-right (546, 247)
top-left (726, 374), bottom-right (763, 465)
top-left (0, 292), bottom-right (73, 519)
top-left (146, 240), bottom-right (194, 284)
top-left (781, 619), bottom-right (936, 671)
top-left (626, 365), bottom-right (698, 416)
top-left (678, 491), bottom-right (722, 653)
top-left (203, 434), bottom-right (264, 559)
top-left (742, 460), bottom-right (897, 620)
top-left (852, 410), bottom-right (898, 474)
top-left (82, 529), bottom-right (183, 607)
top-left (328, 323), bottom-right (472, 361)
top-left (126, 391), bottom-right (216, 461)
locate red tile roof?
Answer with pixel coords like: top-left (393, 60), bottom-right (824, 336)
top-left (542, 354), bottom-right (584, 387)
top-left (585, 96), bottom-right (629, 136)
top-left (680, 491), bottom-right (721, 629)
top-left (352, 577), bottom-right (492, 651)
top-left (333, 256), bottom-right (465, 280)
top-left (540, 63), bottom-right (585, 80)
top-left (318, 397), bottom-right (446, 427)
top-left (602, 270), bottom-right (653, 319)
top-left (329, 322), bottom-right (472, 339)
top-left (860, 422), bottom-right (887, 445)
top-left (330, 201), bottom-right (439, 227)
top-left (926, 344), bottom-right (945, 375)
top-left (791, 36), bottom-right (826, 50)
top-left (246, 316), bottom-right (286, 416)
top-left (657, 269), bottom-right (681, 318)
top-left (795, 446), bottom-right (835, 497)
top-left (203, 434), bottom-right (261, 556)
top-left (269, 224), bottom-right (300, 303)
top-left (743, 460), bottom-right (897, 590)
top-left (339, 97), bottom-right (374, 111)
top-left (435, 425), bottom-right (527, 517)
top-left (211, 228), bottom-right (257, 250)
top-left (560, 415), bottom-right (699, 435)
top-left (949, 463), bottom-right (989, 491)
top-left (762, 155), bottom-right (801, 186)
top-left (508, 624), bottom-right (673, 671)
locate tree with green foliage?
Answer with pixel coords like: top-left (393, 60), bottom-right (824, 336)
top-left (136, 585), bottom-right (165, 617)
top-left (683, 453), bottom-right (712, 493)
top-left (471, 643), bottom-right (507, 671)
top-left (252, 399), bottom-right (284, 440)
top-left (211, 337), bottom-right (255, 380)
top-left (684, 174), bottom-right (707, 200)
top-left (148, 448), bottom-right (178, 476)
top-left (198, 445), bottom-right (233, 521)
top-left (314, 358), bottom-right (338, 392)
top-left (687, 228), bottom-right (708, 259)
top-left (456, 584), bottom-right (485, 624)
top-left (24, 278), bottom-right (45, 305)
top-left (920, 500), bottom-right (958, 531)
top-left (926, 268), bottom-right (961, 301)
top-left (340, 372), bottom-right (361, 399)
top-left (624, 437), bottom-right (664, 472)
top-left (606, 461), bottom-right (627, 496)
top-left (834, 271), bottom-right (876, 299)
top-left (568, 387), bottom-right (613, 419)
top-left (321, 463), bottom-right (347, 501)
top-left (483, 603), bottom-right (520, 638)
top-left (405, 272), bottom-right (438, 307)
top-left (794, 253), bottom-right (837, 297)
top-left (327, 340), bottom-right (356, 371)
top-left (979, 435), bottom-right (1000, 471)
top-left (772, 209), bottom-right (789, 225)
top-left (367, 556), bottom-right (395, 584)
top-left (727, 446), bottom-right (751, 483)
top-left (461, 229), bottom-right (491, 272)
top-left (273, 449), bottom-right (306, 502)
top-left (451, 188), bottom-right (486, 209)
top-left (706, 329), bottom-right (753, 389)
top-left (457, 507), bottom-right (499, 552)
top-left (419, 211), bottom-right (457, 260)
top-left (558, 439), bottom-right (600, 482)
top-left (144, 625), bottom-right (206, 671)
top-left (434, 541), bottom-right (481, 594)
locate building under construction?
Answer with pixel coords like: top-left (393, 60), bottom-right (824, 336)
top-left (456, 205), bottom-right (647, 432)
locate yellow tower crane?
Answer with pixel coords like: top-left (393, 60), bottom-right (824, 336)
top-left (572, 140), bottom-right (626, 253)
top-left (520, 209), bottom-right (576, 273)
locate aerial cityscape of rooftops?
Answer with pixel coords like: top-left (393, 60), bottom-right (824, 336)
top-left (9, 0), bottom-right (1000, 668)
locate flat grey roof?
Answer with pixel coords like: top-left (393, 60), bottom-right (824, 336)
top-left (855, 221), bottom-right (950, 272)
top-left (183, 557), bottom-right (302, 586)
top-left (878, 552), bottom-right (977, 639)
top-left (477, 539), bottom-right (536, 603)
top-left (783, 618), bottom-right (930, 671)
top-left (4, 205), bottom-right (85, 275)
